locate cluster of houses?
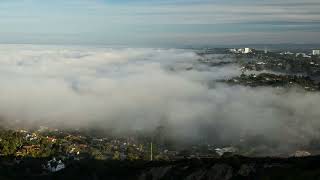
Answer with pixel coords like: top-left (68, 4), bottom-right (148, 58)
top-left (225, 73), bottom-right (320, 91)
top-left (11, 126), bottom-right (312, 164)
top-left (1, 126), bottom-right (315, 177)
top-left (229, 47), bottom-right (320, 58)
top-left (238, 48), bottom-right (320, 79)
top-left (7, 127), bottom-right (244, 164)
top-left (13, 127), bottom-right (148, 162)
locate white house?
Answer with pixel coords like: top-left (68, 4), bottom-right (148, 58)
top-left (45, 157), bottom-right (66, 172)
top-left (291, 150), bottom-right (311, 157)
top-left (280, 51), bottom-right (294, 55)
top-left (244, 48), bottom-right (252, 54)
top-left (296, 53), bottom-right (311, 58)
top-left (215, 147), bottom-right (237, 156)
top-left (313, 50), bottom-right (320, 55)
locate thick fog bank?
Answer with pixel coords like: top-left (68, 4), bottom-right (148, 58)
top-left (0, 45), bottom-right (319, 155)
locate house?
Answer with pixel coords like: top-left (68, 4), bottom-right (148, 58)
top-left (45, 157), bottom-right (66, 172)
top-left (244, 48), bottom-right (253, 54)
top-left (229, 48), bottom-right (238, 53)
top-left (291, 150), bottom-right (311, 157)
top-left (296, 53), bottom-right (311, 58)
top-left (21, 145), bottom-right (40, 154)
top-left (215, 147), bottom-right (237, 156)
top-left (257, 62), bottom-right (266, 65)
top-left (25, 133), bottom-right (38, 141)
top-left (313, 50), bottom-right (320, 56)
top-left (46, 136), bottom-right (57, 143)
top-left (18, 129), bottom-right (28, 133)
top-left (280, 51), bottom-right (294, 55)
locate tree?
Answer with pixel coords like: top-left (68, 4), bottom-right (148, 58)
top-left (113, 151), bottom-right (120, 160)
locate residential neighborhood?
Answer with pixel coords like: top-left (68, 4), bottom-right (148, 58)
top-left (0, 125), bottom-right (241, 175)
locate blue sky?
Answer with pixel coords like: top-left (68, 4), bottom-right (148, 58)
top-left (0, 0), bottom-right (319, 47)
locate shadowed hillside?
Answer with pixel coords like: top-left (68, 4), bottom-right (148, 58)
top-left (2, 155), bottom-right (320, 180)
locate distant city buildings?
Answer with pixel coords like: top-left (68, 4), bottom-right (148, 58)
top-left (229, 48), bottom-right (253, 54)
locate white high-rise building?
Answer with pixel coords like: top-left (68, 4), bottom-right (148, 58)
top-left (312, 50), bottom-right (320, 55)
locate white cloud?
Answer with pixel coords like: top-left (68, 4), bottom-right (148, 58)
top-left (1, 44), bottom-right (320, 155)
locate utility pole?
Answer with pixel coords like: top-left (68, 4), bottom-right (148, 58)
top-left (150, 142), bottom-right (153, 161)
